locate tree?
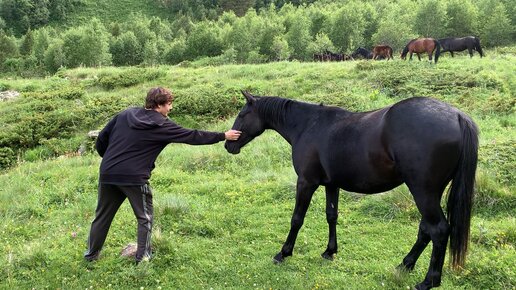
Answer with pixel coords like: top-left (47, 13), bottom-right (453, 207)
top-left (19, 27), bottom-right (34, 56)
top-left (43, 39), bottom-right (65, 73)
top-left (33, 28), bottom-right (50, 63)
top-left (271, 35), bottom-right (291, 61)
top-left (163, 37), bottom-right (187, 64)
top-left (308, 32), bottom-right (335, 54)
top-left (285, 9), bottom-right (311, 59)
top-left (225, 10), bottom-right (263, 62)
top-left (371, 0), bottom-right (417, 51)
top-left (413, 0), bottom-right (448, 38)
top-left (445, 0), bottom-right (478, 37)
top-left (219, 0), bottom-right (256, 17)
top-left (143, 38), bottom-right (159, 66)
top-left (328, 3), bottom-right (366, 53)
top-left (479, 2), bottom-right (514, 47)
top-left (62, 18), bottom-right (111, 68)
top-left (185, 22), bottom-right (223, 59)
top-left (0, 30), bottom-right (18, 66)
top-left (110, 31), bottom-right (142, 66)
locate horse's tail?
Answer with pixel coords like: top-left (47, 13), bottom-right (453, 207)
top-left (446, 113), bottom-right (478, 269)
top-left (433, 39), bottom-right (441, 63)
top-left (474, 37), bottom-right (484, 57)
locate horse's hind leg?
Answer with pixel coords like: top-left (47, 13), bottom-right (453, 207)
top-left (468, 48), bottom-right (473, 57)
top-left (273, 178), bottom-right (318, 263)
top-left (410, 189), bottom-right (450, 290)
top-left (322, 185), bottom-right (339, 260)
top-left (398, 219), bottom-right (431, 271)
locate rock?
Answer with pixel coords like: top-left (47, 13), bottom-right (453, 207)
top-left (88, 130), bottom-right (100, 138)
top-left (120, 243), bottom-right (137, 258)
top-left (0, 90), bottom-right (20, 101)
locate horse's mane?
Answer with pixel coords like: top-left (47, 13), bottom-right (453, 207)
top-left (256, 96), bottom-right (292, 125)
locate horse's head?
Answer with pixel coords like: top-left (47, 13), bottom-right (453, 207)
top-left (400, 46), bottom-right (408, 60)
top-left (225, 91), bottom-right (266, 154)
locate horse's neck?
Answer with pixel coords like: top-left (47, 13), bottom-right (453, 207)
top-left (262, 101), bottom-right (316, 145)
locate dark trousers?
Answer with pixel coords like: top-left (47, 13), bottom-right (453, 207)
top-left (84, 183), bottom-right (153, 262)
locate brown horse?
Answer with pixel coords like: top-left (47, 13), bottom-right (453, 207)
top-left (372, 45), bottom-right (393, 60)
top-left (401, 38), bottom-right (441, 63)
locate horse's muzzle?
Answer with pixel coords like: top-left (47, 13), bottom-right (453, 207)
top-left (224, 141), bottom-right (240, 154)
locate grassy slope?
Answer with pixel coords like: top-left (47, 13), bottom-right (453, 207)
top-left (0, 52), bottom-right (515, 289)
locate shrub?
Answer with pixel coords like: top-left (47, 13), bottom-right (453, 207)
top-left (0, 147), bottom-right (16, 170)
top-left (95, 68), bottom-right (165, 89)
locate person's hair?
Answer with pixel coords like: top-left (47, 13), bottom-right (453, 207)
top-left (145, 87), bottom-right (174, 109)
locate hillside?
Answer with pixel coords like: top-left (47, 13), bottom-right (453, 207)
top-left (0, 50), bottom-right (515, 288)
top-left (54, 0), bottom-right (170, 28)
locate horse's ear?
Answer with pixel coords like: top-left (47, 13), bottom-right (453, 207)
top-left (241, 90), bottom-right (256, 104)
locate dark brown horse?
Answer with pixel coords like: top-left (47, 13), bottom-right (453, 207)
top-left (226, 91), bottom-right (478, 290)
top-left (372, 45), bottom-right (393, 60)
top-left (401, 38), bottom-right (441, 63)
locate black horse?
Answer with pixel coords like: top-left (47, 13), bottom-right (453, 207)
top-left (351, 47), bottom-right (373, 59)
top-left (438, 36), bottom-right (484, 58)
top-left (225, 91), bottom-right (478, 290)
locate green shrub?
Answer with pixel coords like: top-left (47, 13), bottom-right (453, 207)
top-left (0, 147), bottom-right (16, 169)
top-left (95, 68), bottom-right (165, 89)
top-left (173, 86), bottom-right (244, 120)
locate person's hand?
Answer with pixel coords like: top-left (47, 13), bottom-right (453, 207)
top-left (224, 129), bottom-right (241, 141)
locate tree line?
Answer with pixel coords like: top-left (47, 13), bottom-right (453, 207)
top-left (0, 0), bottom-right (514, 76)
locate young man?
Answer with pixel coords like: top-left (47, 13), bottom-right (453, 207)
top-left (84, 87), bottom-right (241, 263)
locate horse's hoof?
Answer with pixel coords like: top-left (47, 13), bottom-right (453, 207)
top-left (321, 252), bottom-right (335, 260)
top-left (273, 253), bottom-right (284, 264)
top-left (414, 281), bottom-right (435, 290)
top-left (396, 263), bottom-right (414, 272)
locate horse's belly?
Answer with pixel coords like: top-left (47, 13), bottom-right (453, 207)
top-left (327, 166), bottom-right (403, 194)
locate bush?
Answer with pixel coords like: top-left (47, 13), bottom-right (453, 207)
top-left (94, 68), bottom-right (165, 89)
top-left (173, 86), bottom-right (243, 120)
top-left (0, 147), bottom-right (16, 170)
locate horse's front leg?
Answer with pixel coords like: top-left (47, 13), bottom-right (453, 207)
top-left (273, 178), bottom-right (318, 263)
top-left (417, 53), bottom-right (421, 61)
top-left (322, 185), bottom-right (339, 260)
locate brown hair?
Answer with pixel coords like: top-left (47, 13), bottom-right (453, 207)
top-left (145, 87), bottom-right (174, 109)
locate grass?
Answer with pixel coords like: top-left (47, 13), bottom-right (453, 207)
top-left (0, 49), bottom-right (515, 289)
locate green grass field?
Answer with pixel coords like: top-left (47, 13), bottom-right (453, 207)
top-left (0, 50), bottom-right (515, 289)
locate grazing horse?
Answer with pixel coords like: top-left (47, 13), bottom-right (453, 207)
top-left (351, 47), bottom-right (373, 59)
top-left (372, 45), bottom-right (393, 60)
top-left (226, 91), bottom-right (478, 290)
top-left (401, 38), bottom-right (441, 63)
top-left (438, 36), bottom-right (484, 58)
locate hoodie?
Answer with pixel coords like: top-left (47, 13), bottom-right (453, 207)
top-left (96, 107), bottom-right (225, 185)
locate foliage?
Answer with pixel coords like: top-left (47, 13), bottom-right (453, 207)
top-left (94, 68), bottom-right (165, 89)
top-left (479, 1), bottom-right (514, 47)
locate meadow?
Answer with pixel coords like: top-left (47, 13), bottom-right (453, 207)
top-left (0, 49), bottom-right (514, 289)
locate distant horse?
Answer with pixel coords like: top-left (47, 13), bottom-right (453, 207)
top-left (372, 45), bottom-right (393, 60)
top-left (351, 47), bottom-right (373, 59)
top-left (401, 38), bottom-right (441, 63)
top-left (226, 91), bottom-right (478, 290)
top-left (313, 50), bottom-right (345, 62)
top-left (438, 36), bottom-right (483, 58)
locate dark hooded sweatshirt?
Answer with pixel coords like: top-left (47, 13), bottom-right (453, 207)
top-left (96, 107), bottom-right (225, 185)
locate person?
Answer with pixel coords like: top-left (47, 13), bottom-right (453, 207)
top-left (84, 87), bottom-right (241, 263)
